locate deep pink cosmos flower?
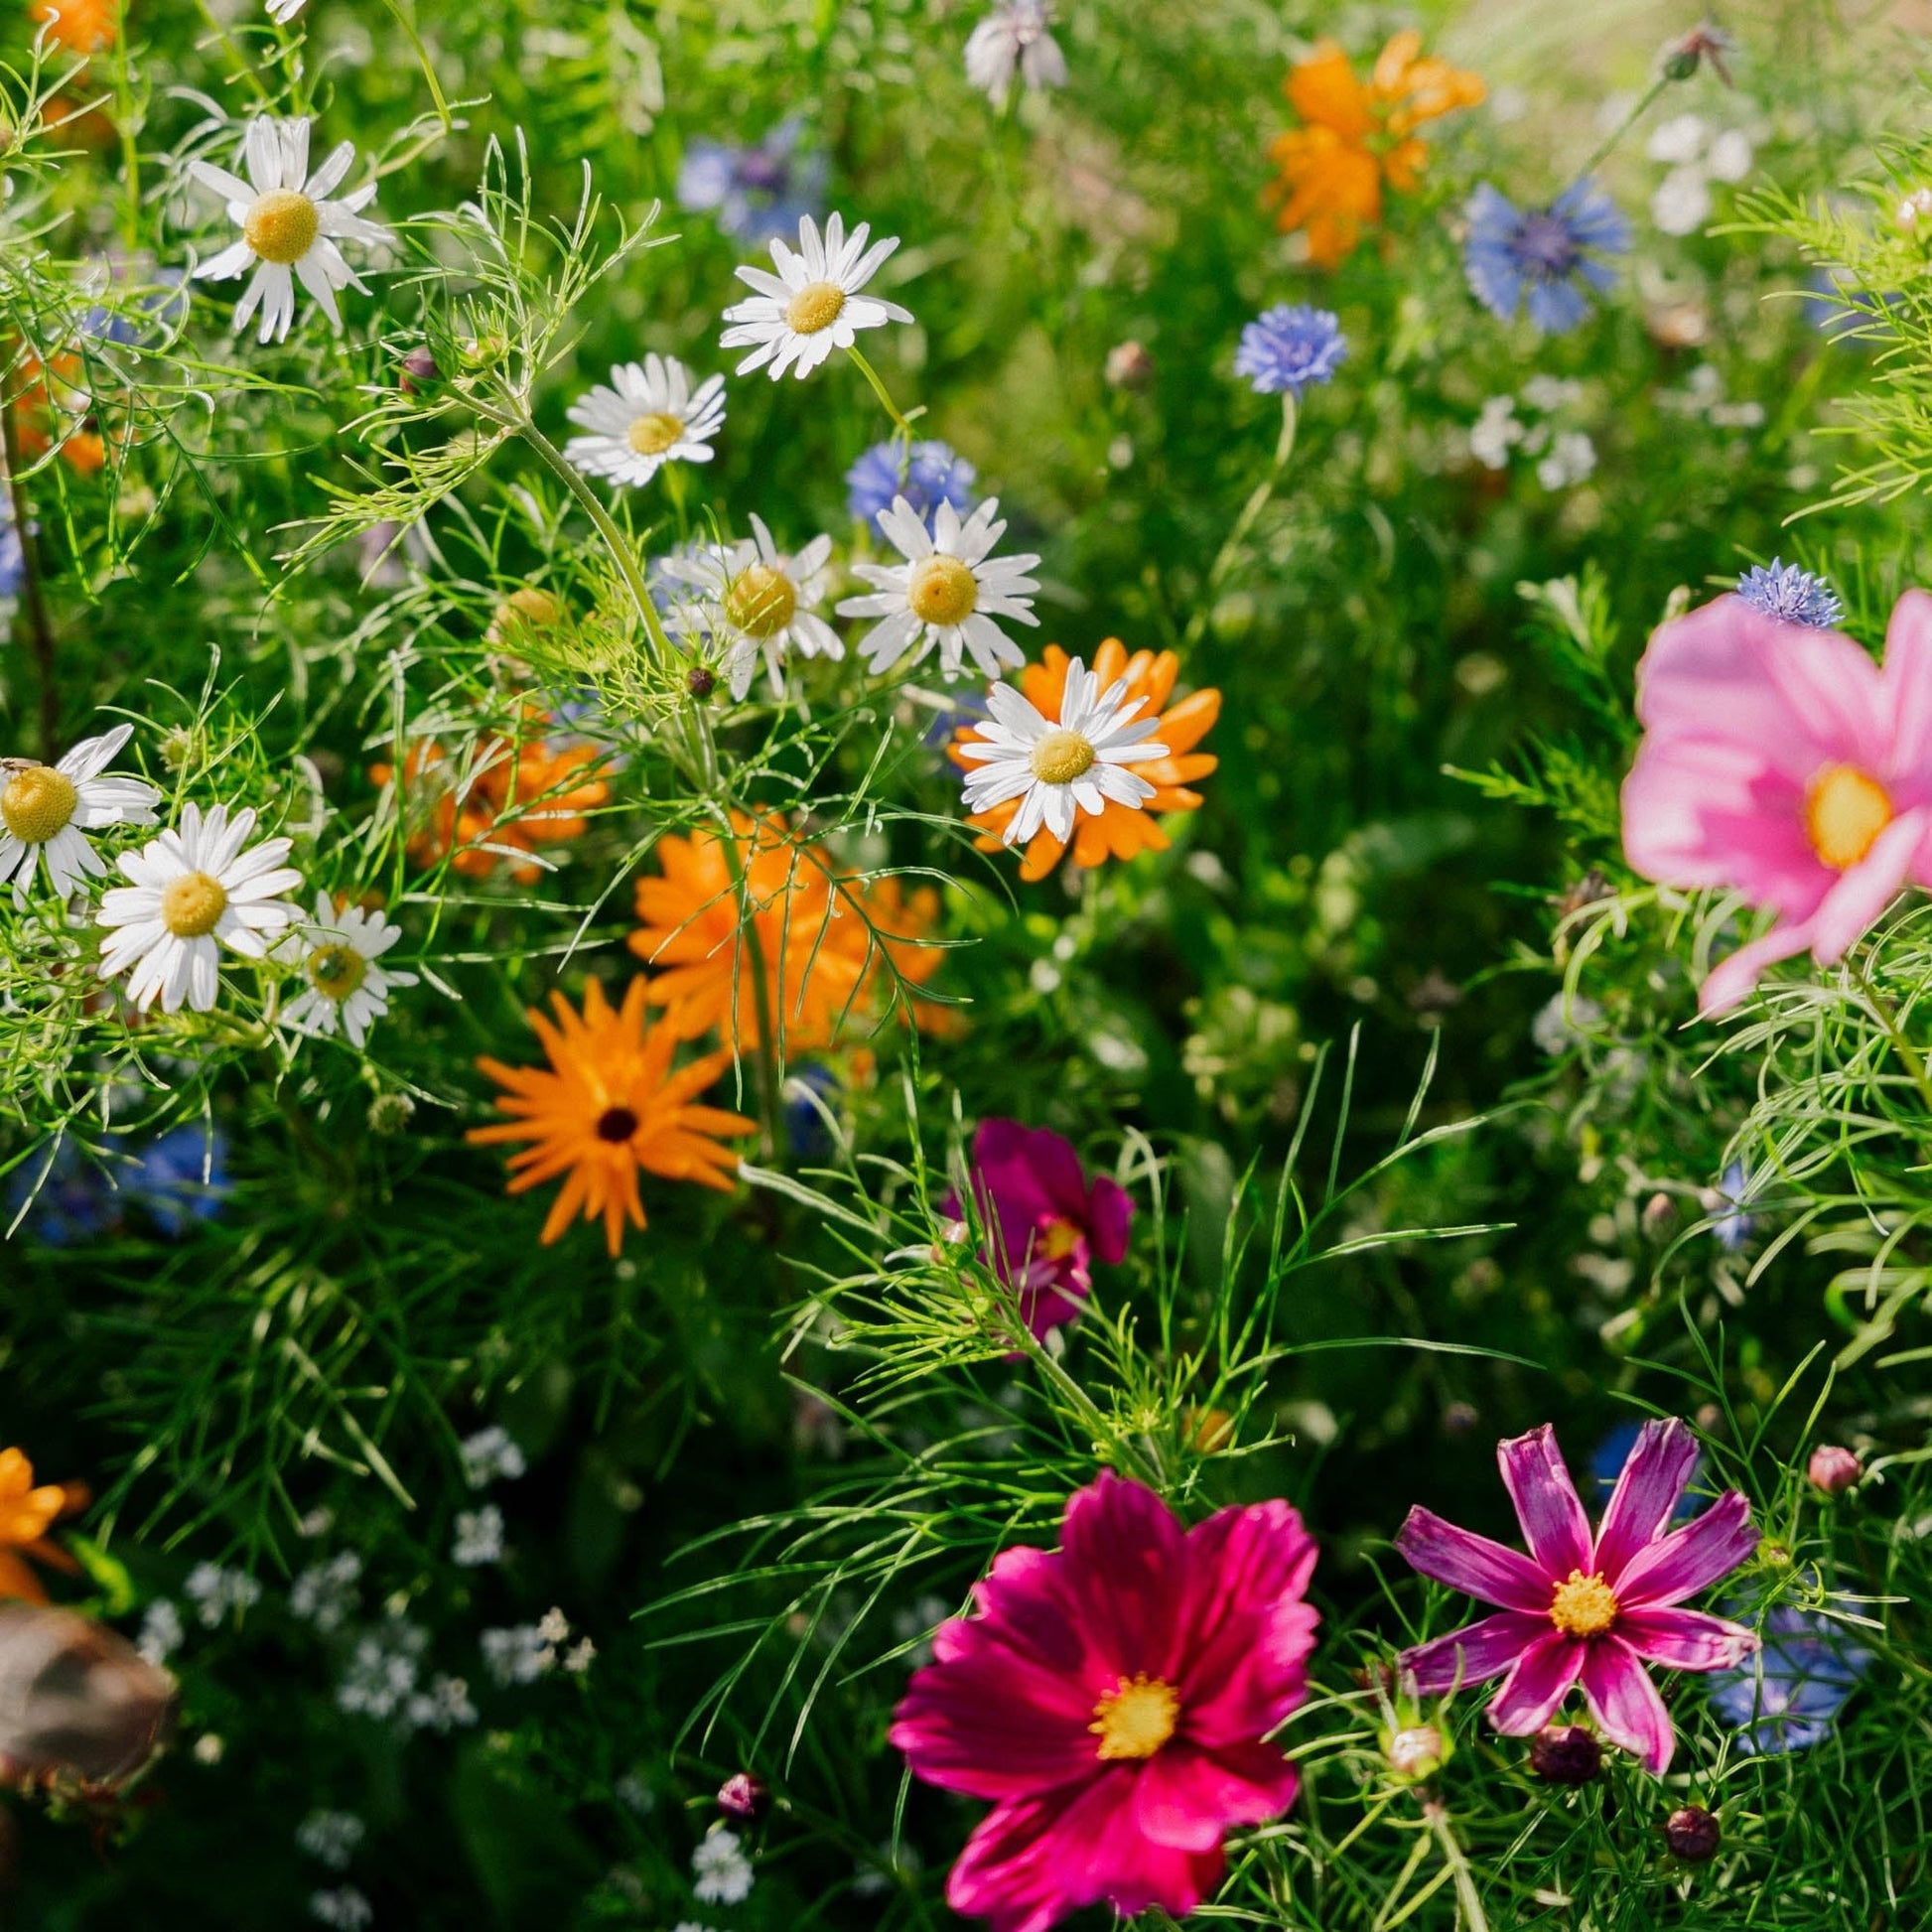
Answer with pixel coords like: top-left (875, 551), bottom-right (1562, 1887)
top-left (1622, 590), bottom-right (1932, 1016)
top-left (890, 1470), bottom-right (1318, 1932)
top-left (1395, 1421), bottom-right (1757, 1774)
top-left (944, 1119), bottom-right (1132, 1339)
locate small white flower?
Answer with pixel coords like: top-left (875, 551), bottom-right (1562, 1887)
top-left (956, 657), bottom-right (1168, 846)
top-left (1535, 431), bottom-right (1597, 491)
top-left (267, 0), bottom-right (307, 20)
top-left (0, 723), bottom-right (162, 908)
top-left (189, 117), bottom-right (390, 344)
top-left (291, 1551), bottom-right (363, 1632)
top-left (663, 515), bottom-right (843, 699)
top-left (965, 0), bottom-right (1068, 108)
top-left (309, 1886), bottom-right (373, 1931)
top-left (839, 495), bottom-right (1040, 680)
top-left (563, 1636), bottom-right (597, 1674)
top-left (1645, 112), bottom-right (1708, 166)
top-left (1651, 165), bottom-right (1713, 237)
top-left (273, 891), bottom-right (416, 1049)
top-left (405, 1673), bottom-right (478, 1732)
top-left (452, 1504), bottom-right (505, 1568)
top-left (720, 211), bottom-right (912, 381)
top-left (691, 1826), bottom-right (756, 1905)
top-left (536, 1606), bottom-right (572, 1646)
top-left (459, 1425), bottom-right (527, 1488)
top-left (564, 355), bottom-right (726, 489)
top-left (481, 1623), bottom-right (555, 1685)
top-left (1705, 128), bottom-right (1754, 184)
top-left (185, 1561), bottom-right (264, 1628)
top-left (1532, 991), bottom-right (1604, 1055)
top-left (1467, 396), bottom-right (1521, 471)
top-left (96, 801), bottom-right (303, 1014)
top-left (1519, 374), bottom-right (1583, 414)
top-left (137, 1598), bottom-right (185, 1666)
top-left (296, 1811), bottom-right (366, 1871)
top-left (336, 1619), bottom-right (426, 1719)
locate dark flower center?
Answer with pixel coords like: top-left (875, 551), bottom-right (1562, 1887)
top-left (1514, 210), bottom-right (1580, 281)
top-left (595, 1106), bottom-right (640, 1144)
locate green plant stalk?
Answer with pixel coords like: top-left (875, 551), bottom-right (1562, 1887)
top-left (846, 345), bottom-right (918, 439)
top-left (1184, 390), bottom-right (1297, 649)
top-left (1, 394), bottom-right (61, 759)
top-left (1853, 955), bottom-right (1932, 1120)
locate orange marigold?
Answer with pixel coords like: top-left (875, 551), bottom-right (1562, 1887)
top-left (469, 976), bottom-right (755, 1256)
top-left (30, 0), bottom-right (119, 55)
top-left (1265, 31), bottom-right (1485, 269)
top-left (950, 638), bottom-right (1220, 883)
top-left (0, 1448), bottom-right (86, 1604)
top-left (10, 351), bottom-right (108, 477)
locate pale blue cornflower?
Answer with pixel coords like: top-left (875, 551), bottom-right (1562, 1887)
top-left (846, 439), bottom-right (979, 531)
top-left (1462, 179), bottom-right (1629, 335)
top-left (677, 119), bottom-right (827, 246)
top-left (1709, 1606), bottom-right (1873, 1756)
top-left (1736, 559), bottom-right (1844, 629)
top-left (1234, 305), bottom-right (1347, 396)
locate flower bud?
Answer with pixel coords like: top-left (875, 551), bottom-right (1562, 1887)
top-left (399, 345), bottom-right (440, 392)
top-left (1385, 1725), bottom-right (1446, 1779)
top-left (1441, 1400), bottom-right (1479, 1439)
top-left (1104, 341), bottom-right (1155, 390)
top-left (686, 665), bottom-right (717, 699)
top-left (1807, 1444), bottom-right (1862, 1496)
top-left (1641, 1191), bottom-right (1676, 1237)
top-left (1530, 1724), bottom-right (1601, 1785)
top-left (1660, 23), bottom-right (1733, 85)
top-left (1897, 189), bottom-right (1932, 235)
top-left (366, 1091), bottom-right (416, 1137)
top-left (717, 1771), bottom-right (768, 1823)
top-left (1665, 1804), bottom-right (1721, 1863)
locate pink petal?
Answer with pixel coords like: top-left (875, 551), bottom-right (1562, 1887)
top-left (1611, 1490), bottom-right (1758, 1609)
top-left (1395, 1507), bottom-right (1552, 1613)
top-left (1060, 1472), bottom-right (1188, 1680)
top-left (1615, 1606), bottom-right (1757, 1672)
top-left (1699, 918), bottom-right (1815, 1018)
top-left (1579, 1637), bottom-right (1677, 1774)
top-left (1806, 808), bottom-right (1924, 961)
top-left (1881, 589), bottom-right (1932, 778)
top-left (1485, 1631), bottom-right (1587, 1735)
top-left (1496, 1426), bottom-right (1592, 1579)
top-left (1400, 1610), bottom-right (1550, 1694)
top-left (1088, 1173), bottom-right (1134, 1264)
top-left (1591, 1419), bottom-right (1700, 1583)
top-left (1131, 1740), bottom-right (1299, 1852)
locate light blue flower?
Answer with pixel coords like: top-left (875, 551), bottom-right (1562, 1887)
top-left (1711, 1159), bottom-right (1754, 1252)
top-left (677, 119), bottom-right (827, 246)
top-left (845, 439), bottom-right (978, 532)
top-left (1463, 178), bottom-right (1629, 335)
top-left (1233, 305), bottom-right (1346, 397)
top-left (1709, 1606), bottom-right (1873, 1755)
top-left (1736, 559), bottom-right (1844, 629)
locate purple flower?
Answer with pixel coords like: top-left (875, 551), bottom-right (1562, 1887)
top-left (1708, 1606), bottom-right (1872, 1755)
top-left (1396, 1420), bottom-right (1758, 1774)
top-left (845, 439), bottom-right (979, 533)
top-left (1736, 560), bottom-right (1843, 630)
top-left (1463, 179), bottom-right (1629, 336)
top-left (677, 119), bottom-right (827, 246)
top-left (942, 1119), bottom-right (1132, 1339)
top-left (1234, 305), bottom-right (1347, 397)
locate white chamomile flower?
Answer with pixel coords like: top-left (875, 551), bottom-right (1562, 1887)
top-left (965, 1), bottom-right (1069, 109)
top-left (663, 514), bottom-right (842, 700)
top-left (720, 211), bottom-right (913, 381)
top-left (956, 657), bottom-right (1168, 846)
top-left (95, 802), bottom-right (303, 1014)
top-left (266, 0), bottom-right (307, 21)
top-left (564, 355), bottom-right (727, 489)
top-left (273, 891), bottom-right (418, 1048)
top-left (0, 722), bottom-right (161, 908)
top-left (189, 116), bottom-right (390, 344)
top-left (838, 495), bottom-right (1041, 680)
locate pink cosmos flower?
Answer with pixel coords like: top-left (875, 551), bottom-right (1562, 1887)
top-left (943, 1119), bottom-right (1132, 1339)
top-left (890, 1470), bottom-right (1318, 1932)
top-left (1396, 1420), bottom-right (1757, 1774)
top-left (1622, 590), bottom-right (1932, 1016)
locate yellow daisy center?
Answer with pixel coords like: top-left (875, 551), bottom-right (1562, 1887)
top-left (1805, 763), bottom-right (1892, 871)
top-left (307, 942), bottom-right (368, 1002)
top-left (1, 764), bottom-right (79, 844)
top-left (1037, 1214), bottom-right (1082, 1261)
top-left (626, 412), bottom-right (686, 458)
top-left (1089, 1673), bottom-right (1179, 1761)
top-left (160, 870), bottom-right (228, 938)
top-left (1030, 729), bottom-right (1096, 786)
top-left (724, 562), bottom-right (799, 640)
top-left (243, 189), bottom-right (321, 265)
top-left (1549, 1570), bottom-right (1618, 1639)
top-left (907, 555), bottom-right (979, 628)
top-left (784, 280), bottom-right (847, 335)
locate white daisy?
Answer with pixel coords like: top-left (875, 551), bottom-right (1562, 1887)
top-left (0, 723), bottom-right (161, 908)
top-left (838, 494), bottom-right (1041, 680)
top-left (267, 0), bottom-right (307, 20)
top-left (720, 211), bottom-right (913, 381)
top-left (662, 514), bottom-right (842, 699)
top-left (273, 890), bottom-right (418, 1048)
top-left (188, 117), bottom-right (391, 344)
top-left (563, 355), bottom-right (727, 489)
top-left (956, 657), bottom-right (1168, 845)
top-left (95, 802), bottom-right (303, 1015)
top-left (965, 1), bottom-right (1069, 108)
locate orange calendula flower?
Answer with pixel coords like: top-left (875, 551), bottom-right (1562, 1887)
top-left (10, 351), bottom-right (108, 477)
top-left (951, 638), bottom-right (1220, 883)
top-left (470, 976), bottom-right (755, 1256)
top-left (1265, 31), bottom-right (1485, 269)
top-left (30, 0), bottom-right (120, 56)
top-left (0, 1449), bottom-right (86, 1604)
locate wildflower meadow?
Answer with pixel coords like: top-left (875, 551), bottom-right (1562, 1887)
top-left (5, 1), bottom-right (1932, 1927)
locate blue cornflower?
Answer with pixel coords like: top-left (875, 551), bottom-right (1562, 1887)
top-left (123, 1126), bottom-right (230, 1236)
top-left (5, 1138), bottom-right (123, 1247)
top-left (1462, 179), bottom-right (1630, 336)
top-left (1233, 305), bottom-right (1347, 397)
top-left (1711, 1159), bottom-right (1754, 1251)
top-left (0, 497), bottom-right (23, 601)
top-left (1736, 559), bottom-right (1844, 629)
top-left (1590, 1422), bottom-right (1704, 1519)
top-left (783, 1066), bottom-right (842, 1162)
top-left (845, 439), bottom-right (979, 533)
top-left (677, 118), bottom-right (828, 246)
top-left (1709, 1606), bottom-right (1873, 1756)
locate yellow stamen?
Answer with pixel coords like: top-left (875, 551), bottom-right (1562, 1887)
top-left (1, 764), bottom-right (79, 844)
top-left (626, 412), bottom-right (686, 458)
top-left (1549, 1570), bottom-right (1618, 1639)
top-left (784, 280), bottom-right (847, 335)
top-left (907, 555), bottom-right (979, 628)
top-left (243, 189), bottom-right (321, 265)
top-left (724, 563), bottom-right (798, 640)
top-left (307, 943), bottom-right (368, 1002)
top-left (1090, 1674), bottom-right (1179, 1761)
top-left (1037, 1215), bottom-right (1082, 1261)
top-left (160, 871), bottom-right (228, 939)
top-left (1030, 730), bottom-right (1096, 786)
top-left (1805, 763), bottom-right (1892, 871)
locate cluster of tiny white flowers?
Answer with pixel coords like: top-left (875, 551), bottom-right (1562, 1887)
top-left (296, 1810), bottom-right (366, 1871)
top-left (336, 1617), bottom-right (430, 1719)
top-left (185, 1561), bottom-right (264, 1628)
top-left (1646, 112), bottom-right (1754, 237)
top-left (137, 1596), bottom-right (185, 1665)
top-left (308, 1887), bottom-right (374, 1931)
top-left (691, 1825), bottom-right (757, 1905)
top-left (291, 1550), bottom-right (364, 1633)
top-left (452, 1503), bottom-right (505, 1568)
top-left (479, 1605), bottom-right (591, 1685)
top-left (458, 1425), bottom-right (527, 1488)
top-left (1467, 379), bottom-right (1596, 492)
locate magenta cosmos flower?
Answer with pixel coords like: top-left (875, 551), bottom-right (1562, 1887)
top-left (1396, 1421), bottom-right (1757, 1774)
top-left (891, 1470), bottom-right (1318, 1932)
top-left (1622, 590), bottom-right (1932, 1016)
top-left (944, 1119), bottom-right (1132, 1339)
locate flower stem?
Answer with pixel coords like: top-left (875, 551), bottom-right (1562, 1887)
top-left (1574, 71), bottom-right (1672, 183)
top-left (378, 0), bottom-right (453, 130)
top-left (1, 394), bottom-right (61, 759)
top-left (1183, 391), bottom-right (1297, 650)
top-left (846, 345), bottom-right (918, 439)
top-left (1424, 1802), bottom-right (1491, 1932)
top-left (707, 792), bottom-right (785, 1163)
top-left (1853, 955), bottom-right (1932, 1120)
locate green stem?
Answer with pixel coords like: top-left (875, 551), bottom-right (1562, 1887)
top-left (192, 0), bottom-right (273, 106)
top-left (378, 0), bottom-right (453, 129)
top-left (1014, 1319), bottom-right (1164, 1490)
top-left (846, 345), bottom-right (918, 438)
top-left (2, 391), bottom-right (61, 759)
top-left (1853, 956), bottom-right (1932, 1120)
top-left (1575, 70), bottom-right (1672, 183)
top-left (1183, 391), bottom-right (1296, 650)
top-left (706, 789), bottom-right (785, 1162)
top-left (1423, 1802), bottom-right (1490, 1932)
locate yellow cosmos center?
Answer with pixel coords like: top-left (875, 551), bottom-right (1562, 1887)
top-left (1805, 763), bottom-right (1892, 872)
top-left (626, 412), bottom-right (686, 458)
top-left (1030, 729), bottom-right (1096, 786)
top-left (308, 943), bottom-right (368, 1002)
top-left (161, 870), bottom-right (228, 938)
top-left (908, 555), bottom-right (979, 628)
top-left (1, 764), bottom-right (79, 844)
top-left (1549, 1570), bottom-right (1618, 1639)
top-left (1090, 1674), bottom-right (1179, 1761)
top-left (785, 280), bottom-right (847, 335)
top-left (1037, 1215), bottom-right (1082, 1261)
top-left (243, 189), bottom-right (321, 265)
top-left (724, 563), bottom-right (799, 640)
